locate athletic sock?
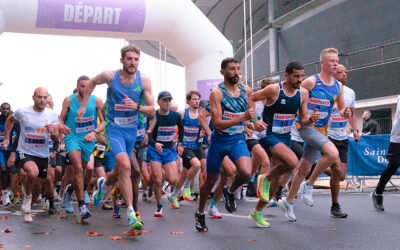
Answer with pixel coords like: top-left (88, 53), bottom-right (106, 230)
top-left (210, 200), bottom-right (217, 207)
top-left (49, 197), bottom-right (54, 208)
top-left (172, 187), bottom-right (180, 197)
top-left (78, 200), bottom-right (84, 207)
top-left (332, 202), bottom-right (339, 208)
top-left (183, 180), bottom-right (192, 189)
top-left (127, 206), bottom-right (134, 217)
top-left (84, 183), bottom-right (88, 191)
top-left (67, 185), bottom-right (74, 195)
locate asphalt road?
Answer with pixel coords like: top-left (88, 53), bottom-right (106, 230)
top-left (1, 189), bottom-right (399, 250)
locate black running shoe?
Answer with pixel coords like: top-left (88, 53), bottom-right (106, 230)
top-left (330, 204), bottom-right (348, 218)
top-left (371, 191), bottom-right (384, 211)
top-left (48, 206), bottom-right (59, 215)
top-left (195, 211), bottom-right (208, 232)
top-left (223, 186), bottom-right (237, 213)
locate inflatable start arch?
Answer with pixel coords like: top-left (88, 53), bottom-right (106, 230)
top-left (0, 0), bottom-right (233, 98)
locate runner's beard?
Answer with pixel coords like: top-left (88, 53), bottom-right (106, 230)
top-left (227, 75), bottom-right (239, 85)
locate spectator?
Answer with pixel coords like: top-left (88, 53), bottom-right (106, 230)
top-left (362, 110), bottom-right (380, 135)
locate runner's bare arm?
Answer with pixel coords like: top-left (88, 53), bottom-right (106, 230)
top-left (336, 82), bottom-right (352, 119)
top-left (58, 96), bottom-right (71, 134)
top-left (1, 115), bottom-right (15, 150)
top-left (210, 88), bottom-right (251, 131)
top-left (299, 87), bottom-right (318, 126)
top-left (139, 73), bottom-right (156, 117)
top-left (95, 96), bottom-right (105, 133)
top-left (198, 108), bottom-right (211, 137)
top-left (77, 70), bottom-right (115, 118)
top-left (300, 76), bottom-right (316, 92)
top-left (250, 84), bottom-right (278, 104)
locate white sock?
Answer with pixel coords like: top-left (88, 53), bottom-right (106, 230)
top-left (183, 180), bottom-right (192, 189)
top-left (127, 206), bottom-right (134, 217)
top-left (172, 187), bottom-right (180, 197)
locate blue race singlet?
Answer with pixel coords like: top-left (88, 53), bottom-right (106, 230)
top-left (182, 108), bottom-right (201, 149)
top-left (65, 94), bottom-right (97, 137)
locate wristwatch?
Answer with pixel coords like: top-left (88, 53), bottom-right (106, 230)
top-left (136, 104), bottom-right (141, 111)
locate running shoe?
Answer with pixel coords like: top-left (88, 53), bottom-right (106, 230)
top-left (278, 197), bottom-right (296, 222)
top-left (183, 188), bottom-right (194, 202)
top-left (21, 195), bottom-right (33, 223)
top-left (79, 205), bottom-right (91, 221)
top-left (330, 204), bottom-right (348, 218)
top-left (136, 210), bottom-right (144, 225)
top-left (257, 174), bottom-right (271, 202)
top-left (113, 205), bottom-right (121, 218)
top-left (222, 186), bottom-right (237, 213)
top-left (371, 190), bottom-right (384, 211)
top-left (167, 194), bottom-right (180, 209)
top-left (195, 211), bottom-right (208, 232)
top-left (102, 201), bottom-right (113, 210)
top-left (93, 177), bottom-right (106, 206)
top-left (129, 211), bottom-right (143, 230)
top-left (208, 204), bottom-right (222, 219)
top-left (154, 204), bottom-right (163, 217)
top-left (61, 185), bottom-right (72, 208)
top-left (142, 193), bottom-right (147, 202)
top-left (248, 210), bottom-right (271, 228)
top-left (300, 181), bottom-right (314, 206)
top-left (48, 205), bottom-right (59, 215)
top-left (2, 190), bottom-right (11, 206)
top-left (84, 190), bottom-right (90, 205)
top-left (42, 198), bottom-right (49, 211)
top-left (66, 201), bottom-right (74, 214)
top-left (267, 199), bottom-right (277, 208)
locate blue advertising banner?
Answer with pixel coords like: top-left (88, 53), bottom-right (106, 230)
top-left (347, 134), bottom-right (399, 176)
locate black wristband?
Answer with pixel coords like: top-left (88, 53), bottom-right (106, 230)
top-left (309, 117), bottom-right (313, 123)
top-left (136, 104), bottom-right (141, 112)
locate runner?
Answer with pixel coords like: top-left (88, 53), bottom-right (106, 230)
top-left (371, 95), bottom-right (400, 211)
top-left (278, 48), bottom-right (352, 221)
top-left (147, 91), bottom-right (183, 216)
top-left (77, 44), bottom-right (155, 232)
top-left (0, 103), bottom-right (20, 205)
top-left (326, 64), bottom-right (359, 217)
top-left (1, 87), bottom-right (59, 223)
top-left (59, 75), bottom-right (105, 223)
top-left (168, 90), bottom-right (205, 207)
top-left (195, 57), bottom-right (256, 232)
top-left (248, 61), bottom-right (312, 227)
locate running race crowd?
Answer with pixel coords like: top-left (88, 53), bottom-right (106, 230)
top-left (0, 45), bottom-right (399, 233)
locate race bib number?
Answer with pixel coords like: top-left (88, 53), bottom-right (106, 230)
top-left (183, 126), bottom-right (199, 142)
top-left (221, 111), bottom-right (245, 135)
top-left (156, 126), bottom-right (175, 142)
top-left (114, 104), bottom-right (137, 126)
top-left (308, 98), bottom-right (331, 120)
top-left (75, 116), bottom-right (95, 133)
top-left (97, 143), bottom-right (106, 151)
top-left (272, 113), bottom-right (295, 134)
top-left (24, 132), bottom-right (46, 149)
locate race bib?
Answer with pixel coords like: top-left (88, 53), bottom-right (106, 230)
top-left (308, 98), bottom-right (331, 120)
top-left (24, 132), bottom-right (46, 149)
top-left (272, 113), bottom-right (295, 134)
top-left (329, 113), bottom-right (348, 133)
top-left (97, 143), bottom-right (106, 151)
top-left (156, 126), bottom-right (175, 142)
top-left (114, 104), bottom-right (137, 126)
top-left (183, 126), bottom-right (199, 142)
top-left (0, 131), bottom-right (4, 142)
top-left (137, 128), bottom-right (146, 137)
top-left (75, 116), bottom-right (95, 133)
top-left (221, 111), bottom-right (245, 135)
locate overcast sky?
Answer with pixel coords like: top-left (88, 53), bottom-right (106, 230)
top-left (0, 33), bottom-right (185, 114)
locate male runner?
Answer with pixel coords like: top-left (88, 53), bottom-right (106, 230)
top-left (77, 44), bottom-right (155, 231)
top-left (195, 57), bottom-right (256, 232)
top-left (59, 76), bottom-right (105, 222)
top-left (326, 64), bottom-right (359, 217)
top-left (371, 95), bottom-right (400, 211)
top-left (168, 90), bottom-right (205, 207)
top-left (147, 91), bottom-right (183, 216)
top-left (279, 48), bottom-right (352, 221)
top-left (0, 103), bottom-right (19, 205)
top-left (248, 61), bottom-right (313, 227)
top-left (1, 87), bottom-right (59, 223)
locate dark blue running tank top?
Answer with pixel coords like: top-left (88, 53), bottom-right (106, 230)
top-left (182, 108), bottom-right (201, 149)
top-left (217, 82), bottom-right (248, 136)
top-left (106, 70), bottom-right (143, 128)
top-left (263, 82), bottom-right (301, 138)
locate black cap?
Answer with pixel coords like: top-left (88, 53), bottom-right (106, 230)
top-left (158, 91), bottom-right (173, 100)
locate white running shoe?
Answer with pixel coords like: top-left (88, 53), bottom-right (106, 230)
top-left (21, 195), bottom-right (33, 223)
top-left (300, 181), bottom-right (314, 206)
top-left (208, 204), bottom-right (222, 219)
top-left (2, 190), bottom-right (11, 206)
top-left (278, 198), bottom-right (296, 222)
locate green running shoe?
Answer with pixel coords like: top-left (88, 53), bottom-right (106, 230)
top-left (183, 188), bottom-right (194, 202)
top-left (257, 174), bottom-right (271, 202)
top-left (248, 210), bottom-right (270, 228)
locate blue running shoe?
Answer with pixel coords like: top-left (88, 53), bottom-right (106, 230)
top-left (66, 201), bottom-right (74, 214)
top-left (79, 205), bottom-right (91, 221)
top-left (93, 177), bottom-right (106, 207)
top-left (84, 190), bottom-right (90, 205)
top-left (113, 205), bottom-right (121, 219)
top-left (129, 211), bottom-right (143, 231)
